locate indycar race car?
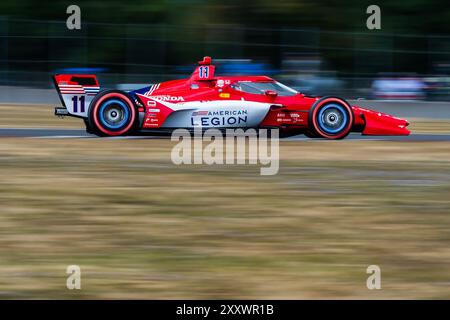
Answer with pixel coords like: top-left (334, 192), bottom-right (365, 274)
top-left (53, 56), bottom-right (410, 139)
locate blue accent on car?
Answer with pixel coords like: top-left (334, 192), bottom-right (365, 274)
top-left (98, 99), bottom-right (130, 129)
top-left (128, 86), bottom-right (151, 101)
top-left (317, 103), bottom-right (348, 134)
top-left (54, 67), bottom-right (107, 74)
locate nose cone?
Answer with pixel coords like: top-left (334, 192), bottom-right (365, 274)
top-left (355, 106), bottom-right (411, 136)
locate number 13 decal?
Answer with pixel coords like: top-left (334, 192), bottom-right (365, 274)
top-left (71, 96), bottom-right (85, 113)
top-left (199, 66), bottom-right (209, 79)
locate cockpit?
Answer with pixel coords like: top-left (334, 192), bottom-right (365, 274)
top-left (230, 81), bottom-right (298, 96)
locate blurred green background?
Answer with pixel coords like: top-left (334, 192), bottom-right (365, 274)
top-left (1, 0), bottom-right (450, 98)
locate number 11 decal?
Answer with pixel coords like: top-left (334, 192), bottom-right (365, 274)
top-left (71, 96), bottom-right (85, 113)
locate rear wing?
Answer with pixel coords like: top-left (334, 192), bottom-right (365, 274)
top-left (53, 74), bottom-right (100, 118)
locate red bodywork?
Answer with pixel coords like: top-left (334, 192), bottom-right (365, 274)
top-left (133, 57), bottom-right (410, 136)
top-left (53, 56), bottom-right (410, 137)
top-left (257, 98), bottom-right (410, 136)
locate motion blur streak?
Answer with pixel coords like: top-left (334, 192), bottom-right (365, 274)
top-left (0, 136), bottom-right (450, 298)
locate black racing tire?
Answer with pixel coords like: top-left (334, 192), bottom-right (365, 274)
top-left (308, 96), bottom-right (354, 140)
top-left (83, 118), bottom-right (101, 135)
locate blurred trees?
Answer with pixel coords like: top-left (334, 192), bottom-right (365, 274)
top-left (0, 0), bottom-right (449, 77)
top-left (1, 0), bottom-right (449, 33)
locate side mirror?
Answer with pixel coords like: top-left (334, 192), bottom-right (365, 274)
top-left (265, 90), bottom-right (278, 98)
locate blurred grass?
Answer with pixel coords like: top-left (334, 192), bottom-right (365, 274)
top-left (0, 138), bottom-right (449, 299)
top-left (408, 117), bottom-right (450, 134)
top-left (0, 104), bottom-right (81, 128)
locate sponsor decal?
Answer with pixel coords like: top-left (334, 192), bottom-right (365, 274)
top-left (192, 110), bottom-right (248, 117)
top-left (192, 111), bottom-right (209, 116)
top-left (276, 111), bottom-right (305, 123)
top-left (219, 93), bottom-right (230, 98)
top-left (191, 110), bottom-right (248, 127)
top-left (216, 79), bottom-right (230, 88)
top-left (150, 95), bottom-right (185, 102)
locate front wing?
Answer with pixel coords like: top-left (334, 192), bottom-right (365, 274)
top-left (352, 106), bottom-right (410, 136)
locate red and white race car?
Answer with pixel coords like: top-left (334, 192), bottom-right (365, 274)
top-left (53, 56), bottom-right (410, 139)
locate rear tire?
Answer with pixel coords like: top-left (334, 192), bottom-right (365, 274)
top-left (308, 96), bottom-right (354, 140)
top-left (84, 119), bottom-right (100, 135)
top-left (88, 90), bottom-right (137, 137)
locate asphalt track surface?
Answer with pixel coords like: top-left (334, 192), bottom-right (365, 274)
top-left (0, 127), bottom-right (449, 141)
top-left (0, 99), bottom-right (449, 140)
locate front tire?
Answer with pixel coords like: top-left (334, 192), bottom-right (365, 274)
top-left (308, 97), bottom-right (354, 139)
top-left (88, 90), bottom-right (137, 137)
